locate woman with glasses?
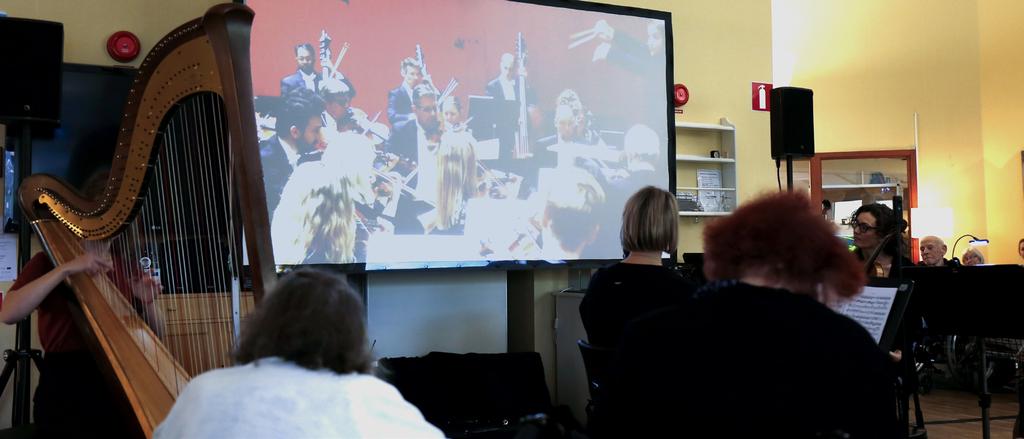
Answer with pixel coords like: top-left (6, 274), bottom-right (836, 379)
top-left (850, 203), bottom-right (912, 278)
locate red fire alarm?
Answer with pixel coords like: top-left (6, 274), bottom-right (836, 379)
top-left (674, 83), bottom-right (689, 107)
top-left (107, 31), bottom-right (141, 63)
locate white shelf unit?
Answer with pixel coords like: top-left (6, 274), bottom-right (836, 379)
top-left (675, 117), bottom-right (737, 215)
top-left (678, 211), bottom-right (731, 217)
top-left (821, 183), bottom-right (898, 189)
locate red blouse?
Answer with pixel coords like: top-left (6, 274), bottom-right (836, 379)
top-left (4, 252), bottom-right (87, 353)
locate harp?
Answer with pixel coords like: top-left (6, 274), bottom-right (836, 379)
top-left (17, 4), bottom-right (275, 437)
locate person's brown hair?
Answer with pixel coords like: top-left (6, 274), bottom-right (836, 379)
top-left (620, 186), bottom-right (678, 254)
top-left (703, 191), bottom-right (865, 299)
top-left (235, 269), bottom-right (371, 374)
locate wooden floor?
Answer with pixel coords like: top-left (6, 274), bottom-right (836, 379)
top-left (915, 389), bottom-right (1019, 438)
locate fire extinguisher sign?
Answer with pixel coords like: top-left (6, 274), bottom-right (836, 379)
top-left (752, 82), bottom-right (772, 111)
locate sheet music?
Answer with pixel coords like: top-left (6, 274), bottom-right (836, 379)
top-left (697, 169), bottom-right (723, 212)
top-left (836, 286), bottom-right (897, 343)
top-left (0, 233), bottom-right (16, 281)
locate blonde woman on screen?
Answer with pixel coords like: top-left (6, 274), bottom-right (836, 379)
top-left (424, 132), bottom-right (479, 235)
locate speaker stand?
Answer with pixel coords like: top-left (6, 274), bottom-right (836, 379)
top-left (0, 122), bottom-right (40, 426)
top-left (785, 155), bottom-right (795, 191)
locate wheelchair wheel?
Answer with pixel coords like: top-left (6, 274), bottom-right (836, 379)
top-left (945, 335), bottom-right (1015, 392)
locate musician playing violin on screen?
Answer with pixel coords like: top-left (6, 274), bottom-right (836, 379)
top-left (379, 84), bottom-right (443, 234)
top-left (320, 78), bottom-right (390, 145)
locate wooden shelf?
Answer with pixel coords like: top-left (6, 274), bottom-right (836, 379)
top-left (677, 187), bottom-right (736, 191)
top-left (678, 211), bottom-right (731, 217)
top-left (675, 154), bottom-right (736, 163)
top-left (675, 120), bottom-right (735, 131)
top-left (821, 183), bottom-right (899, 189)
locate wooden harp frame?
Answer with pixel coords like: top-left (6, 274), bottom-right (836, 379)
top-left (17, 4), bottom-right (275, 436)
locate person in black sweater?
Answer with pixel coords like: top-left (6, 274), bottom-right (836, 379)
top-left (592, 191), bottom-right (898, 438)
top-left (579, 186), bottom-right (695, 348)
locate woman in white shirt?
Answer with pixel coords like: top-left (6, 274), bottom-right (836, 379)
top-left (155, 269), bottom-right (443, 438)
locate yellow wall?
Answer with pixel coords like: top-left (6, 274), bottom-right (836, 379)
top-left (773, 0), bottom-right (1022, 263)
top-left (0, 0), bottom-right (222, 67)
top-left (978, 1), bottom-right (1024, 264)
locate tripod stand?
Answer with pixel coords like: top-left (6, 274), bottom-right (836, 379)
top-left (0, 122), bottom-right (41, 426)
top-left (0, 321), bottom-right (43, 425)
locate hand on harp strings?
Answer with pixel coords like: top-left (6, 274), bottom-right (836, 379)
top-left (64, 250), bottom-right (114, 278)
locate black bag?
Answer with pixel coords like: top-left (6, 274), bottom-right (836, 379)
top-left (378, 351), bottom-right (579, 438)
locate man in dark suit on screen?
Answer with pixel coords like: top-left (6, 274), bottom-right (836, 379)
top-left (384, 84), bottom-right (442, 233)
top-left (387, 57), bottom-right (426, 125)
top-left (280, 43), bottom-right (320, 97)
top-left (260, 89), bottom-right (325, 216)
top-left (484, 53), bottom-right (538, 161)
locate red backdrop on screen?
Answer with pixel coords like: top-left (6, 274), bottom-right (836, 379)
top-left (249, 0), bottom-right (665, 135)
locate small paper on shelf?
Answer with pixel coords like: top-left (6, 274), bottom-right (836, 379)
top-left (696, 169), bottom-right (727, 212)
top-left (676, 190), bottom-right (701, 212)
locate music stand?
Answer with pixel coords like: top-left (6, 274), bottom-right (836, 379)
top-left (467, 95), bottom-right (518, 155)
top-left (901, 264), bottom-right (1024, 439)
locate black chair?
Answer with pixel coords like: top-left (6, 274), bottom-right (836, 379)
top-left (377, 351), bottom-right (558, 438)
top-left (576, 339), bottom-right (615, 426)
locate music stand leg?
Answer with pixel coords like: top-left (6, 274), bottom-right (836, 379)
top-left (1016, 356), bottom-right (1023, 439)
top-left (978, 337), bottom-right (991, 439)
top-left (912, 389), bottom-right (927, 433)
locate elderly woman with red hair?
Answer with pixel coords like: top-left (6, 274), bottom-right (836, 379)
top-left (591, 191), bottom-right (898, 438)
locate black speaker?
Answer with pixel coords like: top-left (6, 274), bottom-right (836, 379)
top-left (0, 17), bottom-right (63, 124)
top-left (770, 86), bottom-right (814, 160)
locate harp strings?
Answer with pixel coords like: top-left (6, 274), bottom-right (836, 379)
top-left (98, 92), bottom-right (239, 393)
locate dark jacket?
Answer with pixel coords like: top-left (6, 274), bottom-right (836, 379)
top-left (280, 70), bottom-right (321, 97)
top-left (579, 262), bottom-right (695, 348)
top-left (387, 86), bottom-right (414, 125)
top-left (592, 281), bottom-right (899, 438)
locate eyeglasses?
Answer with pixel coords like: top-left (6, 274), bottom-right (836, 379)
top-left (849, 221), bottom-right (877, 233)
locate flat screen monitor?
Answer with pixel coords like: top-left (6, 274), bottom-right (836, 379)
top-left (247, 0), bottom-right (675, 271)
